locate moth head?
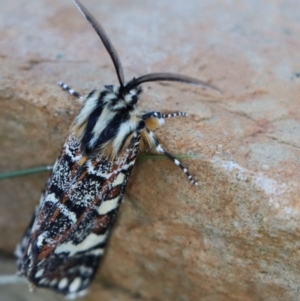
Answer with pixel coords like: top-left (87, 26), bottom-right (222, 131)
top-left (103, 84), bottom-right (142, 111)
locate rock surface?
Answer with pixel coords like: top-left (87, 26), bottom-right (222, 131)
top-left (0, 0), bottom-right (300, 300)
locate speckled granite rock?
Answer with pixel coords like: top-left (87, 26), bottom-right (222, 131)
top-left (0, 0), bottom-right (299, 300)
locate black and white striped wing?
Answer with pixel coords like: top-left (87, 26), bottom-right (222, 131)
top-left (17, 132), bottom-right (140, 298)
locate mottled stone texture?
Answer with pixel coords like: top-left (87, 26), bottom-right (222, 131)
top-left (0, 0), bottom-right (300, 300)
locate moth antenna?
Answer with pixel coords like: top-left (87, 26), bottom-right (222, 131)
top-left (73, 0), bottom-right (125, 87)
top-left (125, 72), bottom-right (221, 93)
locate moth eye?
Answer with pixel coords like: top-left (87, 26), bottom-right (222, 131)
top-left (131, 95), bottom-right (138, 104)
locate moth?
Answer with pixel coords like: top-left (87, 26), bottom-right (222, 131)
top-left (15, 0), bottom-right (219, 298)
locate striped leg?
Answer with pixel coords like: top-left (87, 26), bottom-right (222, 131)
top-left (146, 129), bottom-right (198, 185)
top-left (142, 111), bottom-right (188, 120)
top-left (58, 81), bottom-right (83, 100)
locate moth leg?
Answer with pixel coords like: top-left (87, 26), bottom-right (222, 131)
top-left (146, 128), bottom-right (198, 185)
top-left (58, 81), bottom-right (83, 101)
top-left (142, 111), bottom-right (188, 120)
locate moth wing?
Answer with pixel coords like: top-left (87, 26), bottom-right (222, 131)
top-left (16, 134), bottom-right (82, 265)
top-left (15, 167), bottom-right (55, 264)
top-left (18, 133), bottom-right (140, 297)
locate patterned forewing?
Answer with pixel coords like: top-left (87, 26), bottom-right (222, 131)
top-left (16, 135), bottom-right (83, 270)
top-left (15, 166), bottom-right (58, 268)
top-left (17, 132), bottom-right (140, 297)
